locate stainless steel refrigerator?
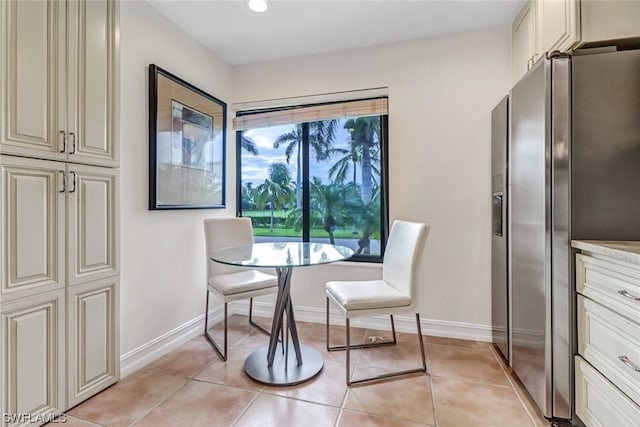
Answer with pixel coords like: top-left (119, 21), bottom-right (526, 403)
top-left (507, 49), bottom-right (640, 421)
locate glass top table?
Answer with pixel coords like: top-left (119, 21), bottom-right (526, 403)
top-left (209, 242), bottom-right (354, 386)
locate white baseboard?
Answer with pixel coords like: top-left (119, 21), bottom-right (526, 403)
top-left (120, 301), bottom-right (493, 377)
top-left (235, 299), bottom-right (493, 342)
top-left (119, 305), bottom-right (224, 378)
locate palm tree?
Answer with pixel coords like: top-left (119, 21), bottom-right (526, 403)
top-left (342, 117), bottom-right (380, 204)
top-left (254, 162), bottom-right (294, 232)
top-left (328, 143), bottom-right (360, 186)
top-left (240, 133), bottom-right (259, 155)
top-left (328, 144), bottom-right (381, 187)
top-left (273, 121), bottom-right (338, 208)
top-left (241, 182), bottom-right (256, 211)
top-left (286, 179), bottom-right (359, 244)
top-left (355, 186), bottom-right (382, 254)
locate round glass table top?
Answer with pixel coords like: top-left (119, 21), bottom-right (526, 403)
top-left (209, 242), bottom-right (354, 269)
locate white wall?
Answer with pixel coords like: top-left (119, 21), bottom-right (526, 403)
top-left (233, 27), bottom-right (512, 333)
top-left (119, 1), bottom-right (233, 356)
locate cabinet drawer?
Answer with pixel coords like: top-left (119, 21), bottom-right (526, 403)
top-left (576, 254), bottom-right (640, 325)
top-left (578, 295), bottom-right (640, 404)
top-left (575, 356), bottom-right (640, 427)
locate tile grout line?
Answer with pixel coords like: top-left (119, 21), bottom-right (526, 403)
top-left (427, 379), bottom-right (439, 426)
top-left (229, 387), bottom-right (262, 427)
top-left (487, 344), bottom-right (545, 427)
top-left (125, 377), bottom-right (192, 427)
top-left (338, 407), bottom-right (436, 427)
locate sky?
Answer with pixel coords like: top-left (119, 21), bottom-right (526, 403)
top-left (240, 119), bottom-right (361, 188)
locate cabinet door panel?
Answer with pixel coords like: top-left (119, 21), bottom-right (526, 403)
top-left (0, 290), bottom-right (65, 424)
top-left (68, 279), bottom-right (118, 407)
top-left (538, 0), bottom-right (579, 53)
top-left (0, 157), bottom-right (65, 302)
top-left (512, 0), bottom-right (537, 84)
top-left (69, 0), bottom-right (118, 166)
top-left (67, 165), bottom-right (118, 286)
top-left (0, 0), bottom-right (64, 160)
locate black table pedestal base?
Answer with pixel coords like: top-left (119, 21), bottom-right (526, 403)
top-left (244, 344), bottom-right (324, 386)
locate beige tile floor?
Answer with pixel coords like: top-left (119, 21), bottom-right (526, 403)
top-left (61, 315), bottom-right (551, 427)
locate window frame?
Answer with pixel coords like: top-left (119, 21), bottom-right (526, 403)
top-left (235, 102), bottom-right (389, 263)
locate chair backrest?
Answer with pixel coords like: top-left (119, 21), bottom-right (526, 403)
top-left (382, 220), bottom-right (430, 302)
top-left (204, 217), bottom-right (255, 277)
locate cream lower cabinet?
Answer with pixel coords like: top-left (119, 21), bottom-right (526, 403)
top-left (67, 278), bottom-right (119, 407)
top-left (1, 290), bottom-right (66, 427)
top-left (0, 156), bottom-right (119, 424)
top-left (575, 356), bottom-right (640, 427)
top-left (574, 242), bottom-right (640, 427)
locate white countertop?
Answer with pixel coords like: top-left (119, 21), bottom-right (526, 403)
top-left (571, 240), bottom-right (640, 265)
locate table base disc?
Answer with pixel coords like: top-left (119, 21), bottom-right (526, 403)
top-left (244, 344), bottom-right (324, 386)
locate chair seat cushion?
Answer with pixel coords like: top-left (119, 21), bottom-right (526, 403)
top-left (208, 270), bottom-right (278, 296)
top-left (325, 280), bottom-right (411, 311)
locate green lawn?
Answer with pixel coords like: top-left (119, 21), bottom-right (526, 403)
top-left (243, 210), bottom-right (288, 219)
top-left (245, 210), bottom-right (375, 240)
top-left (253, 227), bottom-right (361, 239)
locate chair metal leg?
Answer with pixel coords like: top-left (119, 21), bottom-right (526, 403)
top-left (205, 293), bottom-right (286, 362)
top-left (204, 290), bottom-right (228, 361)
top-left (326, 297), bottom-right (397, 352)
top-left (249, 297), bottom-right (271, 336)
top-left (326, 298), bottom-right (427, 385)
top-left (346, 313), bottom-right (427, 386)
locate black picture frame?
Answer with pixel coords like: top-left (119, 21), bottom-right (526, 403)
top-left (149, 64), bottom-right (227, 210)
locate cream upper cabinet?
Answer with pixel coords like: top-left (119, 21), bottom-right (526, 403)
top-left (512, 0), bottom-right (640, 84)
top-left (66, 0), bottom-right (118, 166)
top-left (0, 0), bottom-right (118, 167)
top-left (537, 0), bottom-right (580, 54)
top-left (67, 164), bottom-right (119, 286)
top-left (0, 0), bottom-right (64, 160)
top-left (580, 0), bottom-right (640, 47)
top-left (512, 0), bottom-right (539, 84)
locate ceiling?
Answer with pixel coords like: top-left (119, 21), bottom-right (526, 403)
top-left (146, 0), bottom-right (525, 66)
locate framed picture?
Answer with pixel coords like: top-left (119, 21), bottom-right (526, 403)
top-left (149, 64), bottom-right (226, 209)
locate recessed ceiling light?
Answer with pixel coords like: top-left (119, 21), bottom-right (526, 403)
top-left (248, 0), bottom-right (269, 13)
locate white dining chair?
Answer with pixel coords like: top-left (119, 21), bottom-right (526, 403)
top-left (325, 220), bottom-right (430, 385)
top-left (204, 217), bottom-right (279, 361)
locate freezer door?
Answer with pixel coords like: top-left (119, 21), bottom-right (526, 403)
top-left (491, 96), bottom-right (509, 361)
top-left (509, 58), bottom-right (551, 417)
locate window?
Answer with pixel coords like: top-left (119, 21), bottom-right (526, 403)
top-left (235, 96), bottom-right (388, 262)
